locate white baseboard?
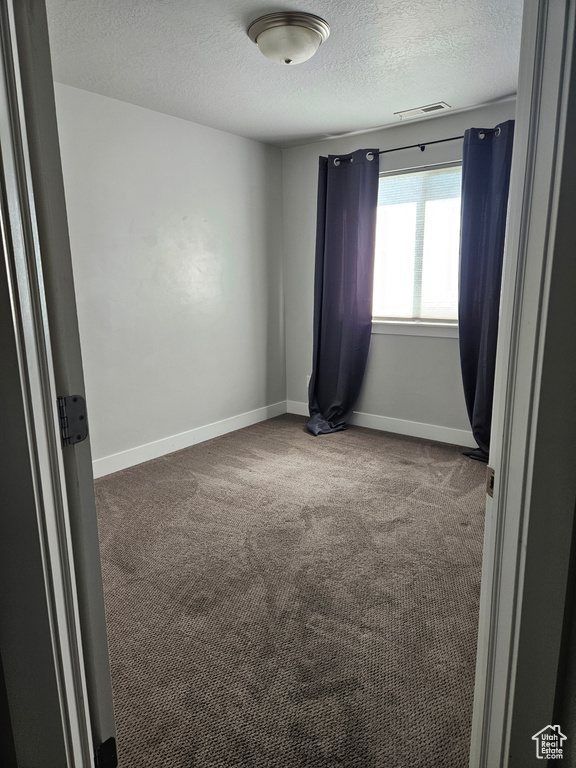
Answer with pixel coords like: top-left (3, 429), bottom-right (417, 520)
top-left (286, 400), bottom-right (473, 447)
top-left (93, 401), bottom-right (287, 478)
top-left (286, 400), bottom-right (309, 416)
top-left (94, 399), bottom-right (474, 477)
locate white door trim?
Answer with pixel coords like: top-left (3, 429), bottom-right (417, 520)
top-left (471, 1), bottom-right (576, 765)
top-left (0, 0), bottom-right (93, 763)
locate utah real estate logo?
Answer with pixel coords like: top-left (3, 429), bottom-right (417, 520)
top-left (532, 725), bottom-right (567, 760)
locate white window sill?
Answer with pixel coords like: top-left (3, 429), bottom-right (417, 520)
top-left (371, 320), bottom-right (459, 338)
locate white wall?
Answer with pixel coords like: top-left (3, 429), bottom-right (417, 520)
top-left (282, 100), bottom-right (517, 443)
top-left (54, 84), bottom-right (285, 474)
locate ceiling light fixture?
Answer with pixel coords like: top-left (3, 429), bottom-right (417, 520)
top-left (247, 12), bottom-right (330, 65)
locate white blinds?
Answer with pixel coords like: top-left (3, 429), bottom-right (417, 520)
top-left (372, 164), bottom-right (462, 321)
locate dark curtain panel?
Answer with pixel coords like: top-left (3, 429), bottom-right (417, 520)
top-left (459, 120), bottom-right (515, 461)
top-left (307, 149), bottom-right (380, 435)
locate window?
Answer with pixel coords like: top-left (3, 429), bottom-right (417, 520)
top-left (372, 163), bottom-right (462, 324)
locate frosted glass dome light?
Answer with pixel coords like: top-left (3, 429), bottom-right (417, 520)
top-left (248, 13), bottom-right (330, 66)
top-left (256, 25), bottom-right (321, 65)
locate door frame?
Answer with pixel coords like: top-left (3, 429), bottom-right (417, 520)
top-left (0, 0), bottom-right (115, 764)
top-left (470, 1), bottom-right (576, 765)
top-left (0, 1), bottom-right (93, 763)
top-left (3, 0), bottom-right (576, 766)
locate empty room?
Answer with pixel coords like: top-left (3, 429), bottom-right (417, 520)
top-left (48, 0), bottom-right (520, 765)
top-left (13, 1), bottom-right (576, 767)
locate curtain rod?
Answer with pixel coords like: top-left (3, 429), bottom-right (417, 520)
top-left (378, 126), bottom-right (500, 155)
top-left (378, 135), bottom-right (463, 155)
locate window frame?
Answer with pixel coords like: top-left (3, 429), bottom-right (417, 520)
top-left (372, 160), bottom-right (462, 337)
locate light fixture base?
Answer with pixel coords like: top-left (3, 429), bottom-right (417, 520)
top-left (247, 12), bottom-right (330, 46)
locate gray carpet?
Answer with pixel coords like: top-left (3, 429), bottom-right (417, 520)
top-left (95, 414), bottom-right (486, 767)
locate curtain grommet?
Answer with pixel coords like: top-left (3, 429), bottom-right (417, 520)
top-left (495, 126), bottom-right (501, 137)
top-left (366, 151), bottom-right (374, 161)
top-left (334, 158), bottom-right (340, 166)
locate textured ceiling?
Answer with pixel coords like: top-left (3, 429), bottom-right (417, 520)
top-left (45, 0), bottom-right (523, 147)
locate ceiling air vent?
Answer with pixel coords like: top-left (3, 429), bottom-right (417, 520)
top-left (394, 102), bottom-right (451, 120)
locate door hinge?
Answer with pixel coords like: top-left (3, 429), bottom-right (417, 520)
top-left (486, 466), bottom-right (495, 497)
top-left (94, 736), bottom-right (117, 768)
top-left (57, 395), bottom-right (88, 446)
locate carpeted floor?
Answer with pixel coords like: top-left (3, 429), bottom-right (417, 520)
top-left (95, 414), bottom-right (486, 768)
